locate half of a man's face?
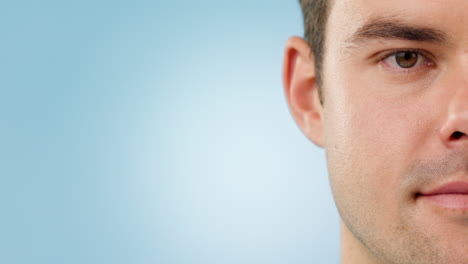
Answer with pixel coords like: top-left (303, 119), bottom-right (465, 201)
top-left (318, 0), bottom-right (468, 263)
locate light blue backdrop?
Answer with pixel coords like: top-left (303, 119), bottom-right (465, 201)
top-left (1, 1), bottom-right (339, 263)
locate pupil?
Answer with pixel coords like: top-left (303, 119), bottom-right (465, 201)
top-left (396, 52), bottom-right (418, 68)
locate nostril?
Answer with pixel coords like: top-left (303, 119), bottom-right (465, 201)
top-left (450, 131), bottom-right (467, 140)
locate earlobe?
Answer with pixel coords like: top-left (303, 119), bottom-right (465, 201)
top-left (283, 37), bottom-right (324, 147)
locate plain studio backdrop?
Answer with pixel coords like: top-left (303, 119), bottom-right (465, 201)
top-left (0, 0), bottom-right (339, 263)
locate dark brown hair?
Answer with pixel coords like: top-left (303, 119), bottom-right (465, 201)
top-left (299, 0), bottom-right (330, 103)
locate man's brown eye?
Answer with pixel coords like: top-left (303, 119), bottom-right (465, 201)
top-left (395, 51), bottom-right (418, 68)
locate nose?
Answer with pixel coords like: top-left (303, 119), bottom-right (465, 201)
top-left (439, 71), bottom-right (468, 148)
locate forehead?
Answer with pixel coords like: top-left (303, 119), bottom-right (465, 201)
top-left (326, 0), bottom-right (468, 44)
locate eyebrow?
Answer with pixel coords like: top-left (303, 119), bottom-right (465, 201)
top-left (347, 18), bottom-right (449, 45)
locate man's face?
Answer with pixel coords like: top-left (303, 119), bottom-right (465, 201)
top-left (321, 0), bottom-right (468, 263)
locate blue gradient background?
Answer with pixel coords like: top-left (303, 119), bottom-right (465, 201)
top-left (1, 1), bottom-right (339, 263)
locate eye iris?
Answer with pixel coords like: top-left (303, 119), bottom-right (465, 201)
top-left (395, 52), bottom-right (418, 68)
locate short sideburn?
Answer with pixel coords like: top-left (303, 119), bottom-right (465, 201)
top-left (299, 0), bottom-right (330, 104)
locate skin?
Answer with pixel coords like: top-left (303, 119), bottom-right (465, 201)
top-left (283, 0), bottom-right (468, 263)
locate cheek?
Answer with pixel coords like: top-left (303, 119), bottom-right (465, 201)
top-left (322, 77), bottom-right (434, 215)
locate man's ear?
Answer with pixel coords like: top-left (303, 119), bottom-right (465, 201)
top-left (282, 36), bottom-right (324, 147)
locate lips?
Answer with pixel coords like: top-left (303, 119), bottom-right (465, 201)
top-left (421, 182), bottom-right (468, 195)
top-left (418, 182), bottom-right (468, 210)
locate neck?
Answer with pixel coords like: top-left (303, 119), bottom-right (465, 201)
top-left (340, 221), bottom-right (384, 264)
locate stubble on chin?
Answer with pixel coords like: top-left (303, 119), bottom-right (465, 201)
top-left (342, 150), bottom-right (468, 264)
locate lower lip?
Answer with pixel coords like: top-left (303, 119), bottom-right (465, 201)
top-left (418, 194), bottom-right (468, 210)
